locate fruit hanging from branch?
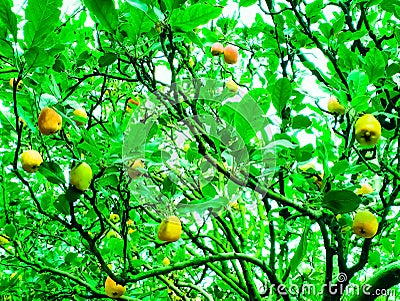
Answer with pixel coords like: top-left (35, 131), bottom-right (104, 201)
top-left (354, 114), bottom-right (381, 147)
top-left (20, 150), bottom-right (43, 173)
top-left (352, 210), bottom-right (379, 238)
top-left (38, 107), bottom-right (62, 135)
top-left (157, 216), bottom-right (182, 242)
top-left (69, 162), bottom-right (92, 191)
top-left (327, 96), bottom-right (345, 115)
top-left (223, 44), bottom-right (239, 64)
top-left (211, 42), bottom-right (224, 56)
top-left (104, 276), bottom-right (126, 298)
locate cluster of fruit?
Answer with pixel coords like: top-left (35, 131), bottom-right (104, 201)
top-left (210, 42), bottom-right (240, 93)
top-left (103, 161), bottom-right (183, 297)
top-left (19, 104), bottom-right (92, 191)
top-left (299, 162), bottom-right (379, 238)
top-left (327, 96), bottom-right (381, 147)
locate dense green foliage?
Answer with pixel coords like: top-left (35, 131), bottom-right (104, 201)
top-left (0, 0), bottom-right (400, 300)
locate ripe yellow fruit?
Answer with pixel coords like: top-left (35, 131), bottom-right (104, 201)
top-left (38, 107), bottom-right (62, 135)
top-left (73, 108), bottom-right (88, 126)
top-left (106, 230), bottom-right (121, 239)
top-left (157, 216), bottom-right (182, 242)
top-left (126, 97), bottom-right (140, 113)
top-left (69, 162), bottom-right (92, 191)
top-left (127, 159), bottom-right (144, 179)
top-left (20, 150), bottom-right (43, 173)
top-left (356, 183), bottom-right (374, 195)
top-left (211, 42), bottom-right (224, 56)
top-left (162, 257), bottom-right (171, 266)
top-left (0, 235), bottom-right (10, 245)
top-left (352, 210), bottom-right (379, 238)
top-left (230, 200), bottom-right (240, 211)
top-left (109, 213), bottom-right (120, 223)
top-left (226, 79), bottom-right (239, 93)
top-left (327, 96), bottom-right (345, 115)
top-left (223, 45), bottom-right (239, 64)
top-left (298, 163), bottom-right (323, 188)
top-left (9, 78), bottom-right (23, 91)
top-left (104, 276), bottom-right (126, 298)
top-left (354, 114), bottom-right (381, 147)
top-left (299, 163), bottom-right (315, 172)
top-left (188, 58), bottom-right (195, 68)
top-left (10, 272), bottom-right (22, 281)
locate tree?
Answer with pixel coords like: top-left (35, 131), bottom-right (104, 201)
top-left (0, 0), bottom-right (399, 300)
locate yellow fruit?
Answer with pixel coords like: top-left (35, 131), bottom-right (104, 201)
top-left (0, 235), bottom-right (10, 245)
top-left (352, 210), bottom-right (379, 238)
top-left (69, 162), bottom-right (92, 191)
top-left (188, 58), bottom-right (194, 68)
top-left (299, 163), bottom-right (315, 172)
top-left (10, 272), bottom-right (22, 281)
top-left (18, 117), bottom-right (27, 127)
top-left (162, 257), bottom-right (170, 266)
top-left (356, 183), bottom-right (374, 195)
top-left (336, 214), bottom-right (353, 233)
top-left (157, 216), bottom-right (182, 242)
top-left (354, 114), bottom-right (381, 147)
top-left (73, 108), bottom-right (88, 126)
top-left (106, 230), bottom-right (121, 239)
top-left (104, 276), bottom-right (126, 298)
top-left (126, 97), bottom-right (140, 112)
top-left (230, 200), bottom-right (240, 211)
top-left (211, 42), bottom-right (224, 56)
top-left (299, 163), bottom-right (323, 188)
top-left (183, 141), bottom-right (190, 152)
top-left (109, 213), bottom-right (120, 223)
top-left (127, 159), bottom-right (144, 179)
top-left (38, 107), bottom-right (62, 135)
top-left (223, 45), bottom-right (239, 64)
top-left (9, 78), bottom-right (23, 91)
top-left (226, 79), bottom-right (239, 93)
top-left (20, 150), bottom-right (43, 173)
top-left (327, 96), bottom-right (345, 115)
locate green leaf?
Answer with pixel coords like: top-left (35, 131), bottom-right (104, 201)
top-left (364, 48), bottom-right (386, 83)
top-left (39, 162), bottom-right (66, 185)
top-left (347, 70), bottom-right (369, 98)
top-left (122, 6), bottom-right (154, 45)
top-left (83, 0), bottom-right (118, 32)
top-left (289, 222), bottom-right (309, 276)
top-left (0, 0), bottom-right (18, 39)
top-left (98, 53), bottom-right (117, 67)
top-left (54, 194), bottom-right (70, 215)
top-left (292, 115), bottom-right (312, 129)
top-left (331, 160), bottom-right (350, 176)
top-left (239, 0), bottom-right (258, 7)
top-left (170, 3), bottom-right (222, 32)
top-left (219, 95), bottom-right (266, 144)
top-left (126, 0), bottom-right (148, 13)
top-left (0, 39), bottom-right (13, 57)
top-left (24, 0), bottom-right (62, 48)
top-left (305, 0), bottom-right (323, 20)
top-left (24, 47), bottom-right (51, 69)
top-left (270, 78), bottom-right (291, 117)
top-left (394, 231), bottom-right (400, 257)
top-left (161, 0), bottom-right (186, 11)
top-left (4, 224), bottom-right (16, 239)
top-left (65, 252), bottom-right (78, 264)
top-left (351, 94), bottom-right (370, 113)
top-left (322, 190), bottom-right (362, 214)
